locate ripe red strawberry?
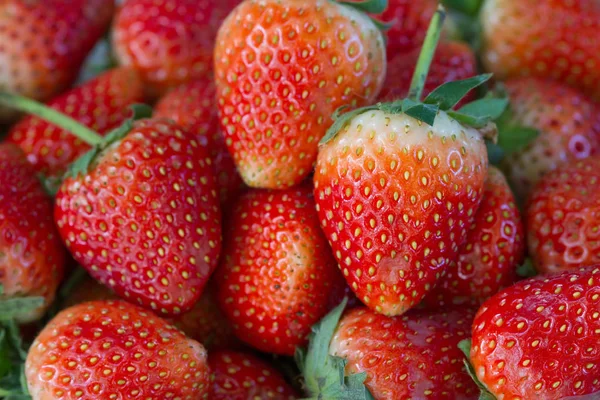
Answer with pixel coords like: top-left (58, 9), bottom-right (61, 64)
top-left (0, 144), bottom-right (66, 322)
top-left (214, 0), bottom-right (386, 189)
top-left (480, 0), bottom-right (600, 101)
top-left (8, 68), bottom-right (145, 178)
top-left (378, 41), bottom-right (477, 106)
top-left (499, 78), bottom-right (600, 200)
top-left (425, 166), bottom-right (525, 307)
top-left (210, 350), bottom-right (298, 399)
top-left (112, 0), bottom-right (242, 98)
top-left (216, 185), bottom-right (346, 355)
top-left (0, 0), bottom-right (115, 121)
top-left (298, 300), bottom-right (478, 399)
top-left (154, 78), bottom-right (244, 206)
top-left (53, 118), bottom-right (222, 316)
top-left (526, 156), bottom-right (600, 274)
top-left (467, 266), bottom-right (600, 399)
top-left (26, 300), bottom-right (211, 399)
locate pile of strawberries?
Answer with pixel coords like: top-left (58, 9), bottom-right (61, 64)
top-left (1, 0), bottom-right (599, 399)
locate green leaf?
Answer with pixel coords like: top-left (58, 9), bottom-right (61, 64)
top-left (516, 258), bottom-right (538, 279)
top-left (403, 103), bottom-right (439, 126)
top-left (0, 298), bottom-right (44, 321)
top-left (497, 125), bottom-right (539, 154)
top-left (424, 74), bottom-right (493, 110)
top-left (337, 0), bottom-right (387, 14)
top-left (459, 98), bottom-right (509, 120)
top-left (320, 105), bottom-right (379, 145)
top-left (458, 340), bottom-right (496, 400)
top-left (486, 141), bottom-right (505, 165)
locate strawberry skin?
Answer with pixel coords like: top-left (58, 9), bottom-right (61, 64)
top-left (527, 156), bottom-right (600, 274)
top-left (0, 0), bottom-right (115, 121)
top-left (8, 68), bottom-right (145, 178)
top-left (0, 144), bottom-right (66, 322)
top-left (216, 185), bottom-right (346, 355)
top-left (210, 350), bottom-right (298, 400)
top-left (26, 300), bottom-right (211, 399)
top-left (425, 166), bottom-right (525, 307)
top-left (330, 306), bottom-right (478, 399)
top-left (378, 41), bottom-right (477, 106)
top-left (314, 110), bottom-right (488, 316)
top-left (480, 0), bottom-right (600, 101)
top-left (214, 0), bottom-right (386, 189)
top-left (154, 78), bottom-right (244, 206)
top-left (54, 119), bottom-right (222, 316)
top-left (500, 78), bottom-right (600, 200)
top-left (470, 266), bottom-right (600, 399)
top-left (112, 0), bottom-right (241, 98)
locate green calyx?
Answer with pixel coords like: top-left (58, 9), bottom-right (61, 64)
top-left (335, 0), bottom-right (394, 32)
top-left (0, 321), bottom-right (31, 399)
top-left (295, 298), bottom-right (375, 400)
top-left (320, 5), bottom-right (508, 145)
top-left (458, 340), bottom-right (496, 400)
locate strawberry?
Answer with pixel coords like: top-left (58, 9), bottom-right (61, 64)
top-left (378, 40), bottom-right (478, 106)
top-left (480, 0), bottom-right (600, 101)
top-left (214, 0), bottom-right (387, 189)
top-left (210, 350), bottom-right (298, 399)
top-left (26, 300), bottom-right (211, 399)
top-left (0, 143), bottom-right (66, 323)
top-left (7, 68), bottom-right (145, 178)
top-left (465, 266), bottom-right (600, 399)
top-left (112, 0), bottom-right (242, 98)
top-left (154, 77), bottom-right (244, 206)
top-left (0, 0), bottom-right (115, 121)
top-left (216, 185), bottom-right (346, 355)
top-left (526, 156), bottom-right (600, 274)
top-left (297, 299), bottom-right (478, 399)
top-left (498, 77), bottom-right (600, 201)
top-left (425, 166), bottom-right (525, 307)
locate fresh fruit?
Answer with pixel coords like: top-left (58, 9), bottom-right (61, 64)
top-left (112, 0), bottom-right (242, 98)
top-left (217, 185), bottom-right (346, 355)
top-left (498, 77), bottom-right (600, 200)
top-left (210, 350), bottom-right (298, 399)
top-left (480, 0), bottom-right (600, 101)
top-left (425, 166), bottom-right (525, 307)
top-left (466, 266), bottom-right (600, 399)
top-left (0, 144), bottom-right (66, 323)
top-left (214, 0), bottom-right (387, 189)
top-left (154, 78), bottom-right (244, 206)
top-left (26, 300), bottom-right (211, 399)
top-left (378, 40), bottom-right (477, 106)
top-left (0, 0), bottom-right (115, 121)
top-left (8, 68), bottom-right (145, 178)
top-left (526, 156), bottom-right (600, 274)
top-left (298, 299), bottom-right (478, 399)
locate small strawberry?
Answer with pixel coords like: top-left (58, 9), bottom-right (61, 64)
top-left (313, 8), bottom-right (500, 316)
top-left (216, 185), bottom-right (346, 355)
top-left (8, 68), bottom-right (145, 178)
top-left (0, 0), bottom-right (115, 121)
top-left (210, 350), bottom-right (298, 399)
top-left (378, 40), bottom-right (478, 106)
top-left (425, 166), bottom-right (525, 307)
top-left (214, 0), bottom-right (387, 189)
top-left (112, 0), bottom-right (242, 98)
top-left (498, 78), bottom-right (600, 200)
top-left (527, 156), bottom-right (600, 274)
top-left (480, 0), bottom-right (600, 101)
top-left (154, 77), bottom-right (244, 206)
top-left (297, 299), bottom-right (478, 399)
top-left (26, 300), bottom-right (211, 399)
top-left (0, 92), bottom-right (222, 316)
top-left (465, 266), bottom-right (600, 400)
top-left (0, 143), bottom-right (66, 323)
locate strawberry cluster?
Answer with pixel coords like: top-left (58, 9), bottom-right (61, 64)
top-left (0, 0), bottom-right (599, 399)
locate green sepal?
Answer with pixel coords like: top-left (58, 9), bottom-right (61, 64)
top-left (0, 284), bottom-right (3, 295)
top-left (320, 105), bottom-right (380, 145)
top-left (516, 258), bottom-right (538, 279)
top-left (404, 103), bottom-right (439, 126)
top-left (0, 297), bottom-right (44, 321)
top-left (459, 98), bottom-right (509, 121)
top-left (0, 321), bottom-right (31, 400)
top-left (37, 174), bottom-right (61, 198)
top-left (496, 123), bottom-right (539, 154)
top-left (63, 103), bottom-right (153, 179)
top-left (485, 141), bottom-right (504, 165)
top-left (337, 0), bottom-right (387, 14)
top-left (424, 74), bottom-right (493, 111)
top-left (296, 298), bottom-right (375, 400)
top-left (458, 340), bottom-right (496, 400)
top-left (442, 0), bottom-right (483, 16)
top-left (447, 111), bottom-right (490, 128)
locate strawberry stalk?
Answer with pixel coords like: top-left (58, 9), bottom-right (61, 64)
top-left (0, 92), bottom-right (103, 146)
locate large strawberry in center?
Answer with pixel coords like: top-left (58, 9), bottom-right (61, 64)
top-left (214, 0), bottom-right (387, 189)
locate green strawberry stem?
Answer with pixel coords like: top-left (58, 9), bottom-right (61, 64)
top-left (0, 92), bottom-right (103, 146)
top-left (408, 5), bottom-right (446, 101)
